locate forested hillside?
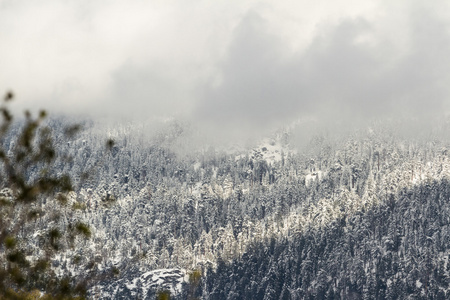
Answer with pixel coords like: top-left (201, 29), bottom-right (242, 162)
top-left (3, 117), bottom-right (450, 299)
top-left (205, 178), bottom-right (450, 299)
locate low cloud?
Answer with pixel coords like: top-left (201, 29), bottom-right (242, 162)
top-left (194, 4), bottom-right (450, 139)
top-left (2, 1), bottom-right (450, 142)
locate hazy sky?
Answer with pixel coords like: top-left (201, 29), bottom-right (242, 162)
top-left (1, 0), bottom-right (450, 136)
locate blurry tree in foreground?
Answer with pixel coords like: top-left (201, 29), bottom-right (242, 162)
top-left (0, 91), bottom-right (91, 299)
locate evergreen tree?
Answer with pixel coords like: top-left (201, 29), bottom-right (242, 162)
top-left (0, 92), bottom-right (93, 298)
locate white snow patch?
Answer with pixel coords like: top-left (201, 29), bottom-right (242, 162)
top-left (305, 171), bottom-right (324, 186)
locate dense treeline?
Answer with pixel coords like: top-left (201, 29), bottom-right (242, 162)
top-left (3, 117), bottom-right (450, 298)
top-left (204, 178), bottom-right (450, 299)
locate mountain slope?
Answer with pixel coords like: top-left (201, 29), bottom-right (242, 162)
top-left (3, 118), bottom-right (450, 298)
top-left (204, 178), bottom-right (450, 299)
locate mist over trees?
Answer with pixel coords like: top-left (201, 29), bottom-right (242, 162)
top-left (3, 104), bottom-right (450, 299)
top-left (3, 1), bottom-right (450, 299)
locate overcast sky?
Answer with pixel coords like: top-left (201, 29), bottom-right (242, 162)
top-left (1, 0), bottom-right (450, 137)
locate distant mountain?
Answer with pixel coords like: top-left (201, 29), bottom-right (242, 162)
top-left (4, 117), bottom-right (450, 298)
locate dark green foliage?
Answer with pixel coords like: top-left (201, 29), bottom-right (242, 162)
top-left (7, 251), bottom-right (28, 266)
top-left (106, 138), bottom-right (115, 151)
top-left (187, 269), bottom-right (202, 300)
top-left (111, 266), bottom-right (120, 276)
top-left (0, 91), bottom-right (91, 298)
top-left (157, 290), bottom-right (171, 300)
top-left (64, 124), bottom-right (83, 139)
top-left (49, 228), bottom-right (61, 250)
top-left (74, 222), bottom-right (91, 238)
top-left (4, 236), bottom-right (17, 249)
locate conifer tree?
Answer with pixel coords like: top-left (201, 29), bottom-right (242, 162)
top-left (0, 91), bottom-right (93, 299)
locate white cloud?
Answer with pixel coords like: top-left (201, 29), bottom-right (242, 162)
top-left (1, 0), bottom-right (449, 136)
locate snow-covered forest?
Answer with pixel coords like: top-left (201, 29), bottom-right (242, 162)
top-left (3, 0), bottom-right (450, 298)
top-left (3, 117), bottom-right (450, 299)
